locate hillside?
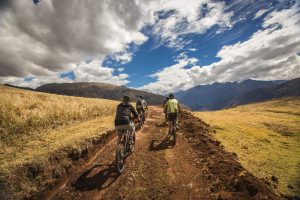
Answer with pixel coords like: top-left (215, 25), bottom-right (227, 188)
top-left (178, 78), bottom-right (300, 111)
top-left (0, 86), bottom-right (280, 200)
top-left (0, 85), bottom-right (118, 199)
top-left (195, 98), bottom-right (300, 196)
top-left (36, 82), bottom-right (165, 105)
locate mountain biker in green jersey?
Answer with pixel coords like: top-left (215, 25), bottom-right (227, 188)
top-left (115, 95), bottom-right (139, 143)
top-left (164, 94), bottom-right (181, 132)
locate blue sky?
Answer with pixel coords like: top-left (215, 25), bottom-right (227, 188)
top-left (0, 0), bottom-right (299, 94)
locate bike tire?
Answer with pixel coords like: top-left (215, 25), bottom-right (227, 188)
top-left (172, 120), bottom-right (176, 145)
top-left (116, 143), bottom-right (126, 173)
top-left (129, 131), bottom-right (136, 153)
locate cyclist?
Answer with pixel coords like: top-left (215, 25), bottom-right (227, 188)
top-left (136, 95), bottom-right (148, 122)
top-left (162, 97), bottom-right (169, 123)
top-left (164, 94), bottom-right (181, 132)
top-left (115, 95), bottom-right (139, 143)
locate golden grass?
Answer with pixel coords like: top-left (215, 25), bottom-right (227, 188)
top-left (0, 85), bottom-right (118, 174)
top-left (195, 98), bottom-right (300, 196)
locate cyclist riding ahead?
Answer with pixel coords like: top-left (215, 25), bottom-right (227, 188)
top-left (136, 95), bottom-right (148, 124)
top-left (115, 95), bottom-right (139, 143)
top-left (164, 94), bottom-right (181, 134)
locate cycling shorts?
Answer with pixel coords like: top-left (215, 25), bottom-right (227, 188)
top-left (167, 113), bottom-right (178, 122)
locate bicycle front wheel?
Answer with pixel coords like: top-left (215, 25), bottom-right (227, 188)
top-left (116, 143), bottom-right (126, 173)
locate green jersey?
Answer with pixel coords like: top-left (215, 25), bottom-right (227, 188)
top-left (166, 99), bottom-right (179, 113)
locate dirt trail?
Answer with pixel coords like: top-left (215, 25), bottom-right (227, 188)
top-left (47, 106), bottom-right (279, 200)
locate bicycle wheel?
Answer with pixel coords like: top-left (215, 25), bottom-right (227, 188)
top-left (129, 131), bottom-right (136, 153)
top-left (116, 142), bottom-right (126, 173)
top-left (142, 111), bottom-right (145, 123)
top-left (172, 120), bottom-right (176, 145)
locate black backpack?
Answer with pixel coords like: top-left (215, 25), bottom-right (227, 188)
top-left (136, 98), bottom-right (143, 108)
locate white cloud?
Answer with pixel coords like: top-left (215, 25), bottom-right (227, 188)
top-left (0, 75), bottom-right (73, 89)
top-left (254, 9), bottom-right (268, 19)
top-left (151, 0), bottom-right (234, 48)
top-left (117, 67), bottom-right (125, 72)
top-left (138, 56), bottom-right (198, 94)
top-left (188, 48), bottom-right (198, 52)
top-left (0, 59), bottom-right (129, 88)
top-left (108, 51), bottom-right (134, 65)
top-left (140, 4), bottom-right (300, 94)
top-left (0, 0), bottom-right (151, 78)
top-left (73, 60), bottom-right (129, 85)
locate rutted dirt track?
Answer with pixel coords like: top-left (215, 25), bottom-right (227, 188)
top-left (46, 107), bottom-right (279, 200)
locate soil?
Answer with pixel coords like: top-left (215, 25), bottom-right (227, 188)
top-left (42, 107), bottom-right (280, 200)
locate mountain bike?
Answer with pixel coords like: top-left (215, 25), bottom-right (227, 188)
top-left (137, 111), bottom-right (145, 129)
top-left (116, 129), bottom-right (135, 173)
top-left (137, 108), bottom-right (147, 129)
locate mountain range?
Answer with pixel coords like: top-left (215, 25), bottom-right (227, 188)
top-left (4, 77), bottom-right (299, 110)
top-left (35, 82), bottom-right (166, 105)
top-left (176, 78), bottom-right (300, 111)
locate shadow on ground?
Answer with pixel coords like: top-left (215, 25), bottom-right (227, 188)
top-left (149, 135), bottom-right (175, 151)
top-left (72, 163), bottom-right (119, 191)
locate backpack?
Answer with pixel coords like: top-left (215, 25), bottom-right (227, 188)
top-left (136, 98), bottom-right (143, 108)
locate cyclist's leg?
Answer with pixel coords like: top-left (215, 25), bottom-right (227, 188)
top-left (115, 127), bottom-right (122, 143)
top-left (128, 122), bottom-right (135, 143)
top-left (142, 110), bottom-right (145, 122)
top-left (137, 108), bottom-right (142, 122)
top-left (116, 123), bottom-right (134, 143)
top-left (167, 113), bottom-right (172, 134)
top-left (142, 108), bottom-right (146, 121)
top-left (175, 112), bottom-right (179, 130)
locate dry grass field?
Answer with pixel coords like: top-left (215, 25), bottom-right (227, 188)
top-left (195, 98), bottom-right (300, 196)
top-left (0, 85), bottom-right (119, 199)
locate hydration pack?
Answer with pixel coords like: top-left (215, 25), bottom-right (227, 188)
top-left (136, 98), bottom-right (143, 108)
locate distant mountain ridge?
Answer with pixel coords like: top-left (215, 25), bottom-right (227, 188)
top-left (176, 78), bottom-right (299, 111)
top-left (35, 82), bottom-right (165, 105)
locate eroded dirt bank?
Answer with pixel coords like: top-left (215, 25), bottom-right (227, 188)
top-left (44, 107), bottom-right (279, 200)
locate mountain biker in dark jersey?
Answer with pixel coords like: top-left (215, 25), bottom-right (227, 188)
top-left (136, 95), bottom-right (148, 122)
top-left (115, 95), bottom-right (139, 142)
top-left (164, 94), bottom-right (181, 132)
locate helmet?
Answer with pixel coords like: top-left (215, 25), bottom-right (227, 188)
top-left (169, 93), bottom-right (174, 99)
top-left (122, 95), bottom-right (131, 102)
top-left (139, 95), bottom-right (143, 99)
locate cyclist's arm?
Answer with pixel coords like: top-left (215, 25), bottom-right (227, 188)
top-left (164, 103), bottom-right (168, 113)
top-left (130, 105), bottom-right (139, 119)
top-left (177, 102), bottom-right (181, 113)
top-left (144, 101), bottom-right (148, 109)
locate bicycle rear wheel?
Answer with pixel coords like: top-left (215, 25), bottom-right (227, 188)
top-left (129, 131), bottom-right (136, 153)
top-left (116, 143), bottom-right (126, 173)
top-left (172, 120), bottom-right (176, 145)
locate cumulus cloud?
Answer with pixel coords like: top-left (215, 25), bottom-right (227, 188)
top-left (151, 0), bottom-right (233, 48)
top-left (0, 0), bottom-right (236, 88)
top-left (0, 0), bottom-right (150, 79)
top-left (73, 60), bottom-right (129, 85)
top-left (140, 4), bottom-right (300, 94)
